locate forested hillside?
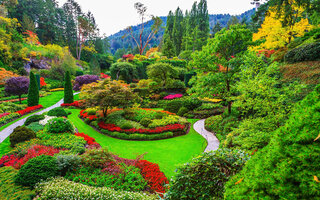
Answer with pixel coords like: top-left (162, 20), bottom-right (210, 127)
top-left (108, 9), bottom-right (255, 55)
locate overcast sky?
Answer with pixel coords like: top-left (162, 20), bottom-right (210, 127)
top-left (58, 0), bottom-right (256, 37)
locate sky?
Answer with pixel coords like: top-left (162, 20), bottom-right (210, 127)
top-left (58, 0), bottom-right (256, 37)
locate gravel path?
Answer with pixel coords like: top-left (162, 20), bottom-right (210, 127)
top-left (0, 93), bottom-right (79, 143)
top-left (193, 119), bottom-right (220, 152)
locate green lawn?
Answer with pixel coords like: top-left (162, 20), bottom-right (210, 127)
top-left (67, 109), bottom-right (207, 178)
top-left (0, 91), bottom-right (65, 156)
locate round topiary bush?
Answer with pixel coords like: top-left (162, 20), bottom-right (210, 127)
top-left (46, 117), bottom-right (74, 133)
top-left (165, 148), bottom-right (250, 200)
top-left (9, 126), bottom-right (36, 147)
top-left (14, 155), bottom-right (59, 187)
top-left (47, 107), bottom-right (68, 117)
top-left (24, 114), bottom-right (45, 126)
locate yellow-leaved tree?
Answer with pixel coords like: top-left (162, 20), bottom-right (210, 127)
top-left (253, 0), bottom-right (312, 50)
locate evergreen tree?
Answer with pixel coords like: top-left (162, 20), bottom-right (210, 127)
top-left (196, 0), bottom-right (210, 49)
top-left (172, 7), bottom-right (184, 56)
top-left (165, 11), bottom-right (175, 38)
top-left (162, 34), bottom-right (175, 58)
top-left (27, 72), bottom-right (39, 107)
top-left (227, 16), bottom-right (240, 28)
top-left (211, 21), bottom-right (222, 38)
top-left (64, 71), bottom-right (74, 104)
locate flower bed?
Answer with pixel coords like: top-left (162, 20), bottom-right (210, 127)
top-left (163, 94), bottom-right (183, 100)
top-left (49, 88), bottom-right (64, 92)
top-left (61, 101), bottom-right (81, 108)
top-left (0, 113), bottom-right (21, 126)
top-left (0, 113), bottom-right (10, 118)
top-left (98, 122), bottom-right (185, 134)
top-left (15, 105), bottom-right (43, 116)
top-left (75, 132), bottom-right (99, 145)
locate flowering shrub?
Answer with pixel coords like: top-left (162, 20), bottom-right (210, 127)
top-left (15, 105), bottom-right (43, 116)
top-left (100, 73), bottom-right (111, 79)
top-left (40, 77), bottom-right (47, 87)
top-left (61, 101), bottom-right (81, 107)
top-left (39, 115), bottom-right (56, 125)
top-left (80, 110), bottom-right (98, 121)
top-left (73, 75), bottom-right (99, 91)
top-left (0, 113), bottom-right (21, 126)
top-left (136, 160), bottom-right (169, 194)
top-left (37, 131), bottom-right (86, 149)
top-left (122, 54), bottom-right (135, 61)
top-left (163, 94), bottom-right (183, 100)
top-left (75, 132), bottom-right (99, 145)
top-left (0, 113), bottom-right (10, 118)
top-left (35, 177), bottom-right (157, 200)
top-left (98, 121), bottom-right (185, 134)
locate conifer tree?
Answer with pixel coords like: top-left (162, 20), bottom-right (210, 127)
top-left (27, 72), bottom-right (39, 107)
top-left (64, 71), bottom-right (74, 104)
top-left (162, 34), bottom-right (175, 58)
top-left (196, 0), bottom-right (210, 49)
top-left (211, 21), bottom-right (222, 38)
top-left (172, 7), bottom-right (184, 56)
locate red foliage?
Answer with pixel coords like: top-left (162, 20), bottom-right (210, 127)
top-left (100, 73), bottom-right (111, 79)
top-left (0, 145), bottom-right (61, 169)
top-left (15, 105), bottom-right (43, 116)
top-left (61, 101), bottom-right (81, 108)
top-left (258, 49), bottom-right (276, 58)
top-left (75, 132), bottom-right (99, 146)
top-left (40, 77), bottom-right (47, 87)
top-left (23, 30), bottom-right (41, 45)
top-left (122, 54), bottom-right (134, 61)
top-left (136, 160), bottom-right (169, 194)
top-left (98, 121), bottom-right (184, 134)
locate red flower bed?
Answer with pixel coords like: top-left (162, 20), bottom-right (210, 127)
top-left (100, 73), bottom-right (110, 79)
top-left (79, 110), bottom-right (98, 121)
top-left (98, 121), bottom-right (185, 134)
top-left (61, 101), bottom-right (81, 108)
top-left (75, 132), bottom-right (99, 145)
top-left (15, 105), bottom-right (43, 116)
top-left (40, 77), bottom-right (47, 87)
top-left (0, 113), bottom-right (10, 119)
top-left (136, 160), bottom-right (169, 194)
top-left (0, 145), bottom-right (61, 169)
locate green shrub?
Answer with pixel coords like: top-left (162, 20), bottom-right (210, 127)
top-left (35, 177), bottom-right (157, 200)
top-left (47, 107), bottom-right (68, 117)
top-left (15, 155), bottom-right (59, 187)
top-left (46, 117), bottom-right (74, 133)
top-left (0, 113), bottom-right (21, 126)
top-left (80, 148), bottom-right (113, 168)
top-left (164, 96), bottom-right (202, 113)
top-left (284, 42), bottom-right (320, 63)
top-left (56, 154), bottom-right (81, 176)
top-left (0, 101), bottom-right (26, 113)
top-left (64, 71), bottom-right (74, 104)
top-left (119, 121), bottom-right (134, 129)
top-left (159, 91), bottom-right (169, 99)
top-left (177, 107), bottom-right (188, 116)
top-left (0, 167), bottom-right (36, 199)
top-left (27, 71), bottom-right (39, 107)
top-left (37, 132), bottom-right (86, 149)
top-left (140, 118), bottom-right (152, 127)
top-left (10, 126), bottom-right (36, 147)
top-left (166, 149), bottom-right (250, 200)
top-left (225, 85), bottom-right (320, 199)
top-left (24, 114), bottom-right (45, 126)
top-left (27, 122), bottom-right (44, 132)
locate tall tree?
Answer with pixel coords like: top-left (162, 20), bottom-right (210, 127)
top-left (172, 7), bottom-right (184, 55)
top-left (76, 15), bottom-right (96, 60)
top-left (196, 0), bottom-right (210, 49)
top-left (211, 21), bottom-right (222, 38)
top-left (64, 71), bottom-right (73, 104)
top-left (125, 2), bottom-right (162, 55)
top-left (27, 72), bottom-right (39, 107)
top-left (227, 16), bottom-right (240, 28)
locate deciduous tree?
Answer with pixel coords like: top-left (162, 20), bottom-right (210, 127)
top-left (5, 76), bottom-right (29, 104)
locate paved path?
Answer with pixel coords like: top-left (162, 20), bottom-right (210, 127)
top-left (193, 119), bottom-right (220, 152)
top-left (0, 93), bottom-right (79, 143)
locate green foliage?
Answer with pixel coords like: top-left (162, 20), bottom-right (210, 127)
top-left (224, 85), bottom-right (320, 199)
top-left (45, 117), bottom-right (74, 133)
top-left (24, 114), bottom-right (45, 126)
top-left (27, 71), bottom-right (39, 107)
top-left (177, 107), bottom-right (189, 116)
top-left (140, 118), bottom-right (152, 127)
top-left (166, 148), bottom-right (250, 200)
top-left (47, 107), bottom-right (68, 117)
top-left (64, 71), bottom-right (74, 104)
top-left (110, 62), bottom-right (137, 83)
top-left (0, 113), bottom-right (21, 126)
top-left (9, 126), bottom-right (36, 147)
top-left (37, 132), bottom-right (86, 149)
top-left (101, 129), bottom-right (175, 141)
top-left (56, 154), bottom-right (81, 176)
top-left (35, 177), bottom-right (156, 200)
top-left (0, 101), bottom-right (26, 113)
top-left (65, 165), bottom-right (147, 192)
top-left (80, 148), bottom-right (114, 168)
top-left (0, 167), bottom-right (36, 199)
top-left (27, 122), bottom-right (44, 132)
top-left (147, 62), bottom-right (178, 87)
top-left (163, 96), bottom-right (202, 113)
top-left (15, 155), bottom-right (59, 187)
top-left (284, 42), bottom-right (320, 63)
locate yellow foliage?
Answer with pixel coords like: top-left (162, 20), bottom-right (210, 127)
top-left (134, 54), bottom-right (148, 61)
top-left (49, 88), bottom-right (64, 92)
top-left (0, 68), bottom-right (18, 85)
top-left (82, 45), bottom-right (97, 53)
top-left (252, 2), bottom-right (312, 50)
top-left (146, 47), bottom-right (159, 58)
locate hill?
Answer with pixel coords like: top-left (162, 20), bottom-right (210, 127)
top-left (108, 9), bottom-right (255, 54)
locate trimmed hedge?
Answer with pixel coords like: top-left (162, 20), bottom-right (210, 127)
top-left (9, 126), bottom-right (36, 147)
top-left (47, 107), bottom-right (68, 117)
top-left (64, 71), bottom-right (74, 104)
top-left (100, 129), bottom-right (177, 141)
top-left (24, 114), bottom-right (45, 126)
top-left (284, 42), bottom-right (320, 63)
top-left (27, 72), bottom-right (39, 107)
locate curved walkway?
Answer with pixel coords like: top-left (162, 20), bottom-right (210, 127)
top-left (0, 93), bottom-right (79, 143)
top-left (193, 119), bottom-right (220, 152)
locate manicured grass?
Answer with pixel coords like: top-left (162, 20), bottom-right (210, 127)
top-left (0, 91), bottom-right (65, 156)
top-left (67, 109), bottom-right (207, 178)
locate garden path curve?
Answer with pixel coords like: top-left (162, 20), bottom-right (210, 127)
top-left (193, 119), bottom-right (220, 152)
top-left (0, 92), bottom-right (79, 144)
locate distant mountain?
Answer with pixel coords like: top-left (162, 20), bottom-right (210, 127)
top-left (108, 9), bottom-right (255, 55)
